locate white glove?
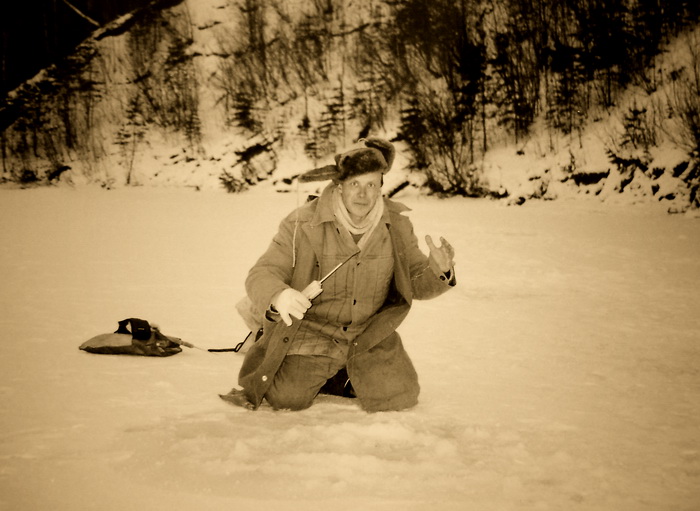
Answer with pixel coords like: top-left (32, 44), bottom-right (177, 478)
top-left (271, 288), bottom-right (312, 326)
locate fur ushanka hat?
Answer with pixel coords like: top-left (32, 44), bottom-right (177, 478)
top-left (299, 138), bottom-right (395, 183)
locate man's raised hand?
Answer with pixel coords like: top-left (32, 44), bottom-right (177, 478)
top-left (425, 235), bottom-right (455, 274)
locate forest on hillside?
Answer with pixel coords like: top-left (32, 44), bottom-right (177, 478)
top-left (1, 0), bottom-right (699, 202)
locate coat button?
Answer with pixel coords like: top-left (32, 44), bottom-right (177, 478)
top-left (262, 375), bottom-right (268, 382)
top-left (283, 337), bottom-right (289, 343)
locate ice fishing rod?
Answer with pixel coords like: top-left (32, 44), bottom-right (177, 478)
top-left (300, 252), bottom-right (357, 300)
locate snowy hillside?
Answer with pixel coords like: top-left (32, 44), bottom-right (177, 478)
top-left (1, 185), bottom-right (699, 510)
top-left (1, 0), bottom-right (699, 213)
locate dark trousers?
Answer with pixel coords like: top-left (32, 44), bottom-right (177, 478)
top-left (264, 355), bottom-right (348, 410)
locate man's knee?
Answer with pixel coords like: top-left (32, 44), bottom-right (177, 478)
top-left (265, 385), bottom-right (315, 411)
top-left (357, 383), bottom-right (419, 412)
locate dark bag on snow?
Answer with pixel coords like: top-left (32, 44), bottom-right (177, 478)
top-left (79, 318), bottom-right (183, 357)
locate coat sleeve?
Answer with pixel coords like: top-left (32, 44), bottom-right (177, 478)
top-left (399, 216), bottom-right (455, 301)
top-left (245, 212), bottom-right (298, 317)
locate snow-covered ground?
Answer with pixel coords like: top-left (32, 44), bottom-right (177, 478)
top-left (1, 185), bottom-right (699, 510)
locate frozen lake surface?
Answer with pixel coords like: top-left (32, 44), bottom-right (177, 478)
top-left (1, 187), bottom-right (698, 510)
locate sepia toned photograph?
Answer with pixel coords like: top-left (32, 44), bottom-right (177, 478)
top-left (1, 0), bottom-right (699, 509)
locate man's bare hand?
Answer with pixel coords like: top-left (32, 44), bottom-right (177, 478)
top-left (426, 235), bottom-right (455, 274)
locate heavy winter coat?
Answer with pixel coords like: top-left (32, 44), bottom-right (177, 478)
top-left (238, 184), bottom-right (454, 411)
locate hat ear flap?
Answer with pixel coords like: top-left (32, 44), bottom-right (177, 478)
top-left (362, 138), bottom-right (395, 170)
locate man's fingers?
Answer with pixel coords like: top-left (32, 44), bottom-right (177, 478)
top-left (292, 294), bottom-right (312, 309)
top-left (302, 296), bottom-right (312, 308)
top-left (287, 291), bottom-right (311, 311)
top-left (273, 288), bottom-right (311, 326)
top-left (289, 303), bottom-right (308, 319)
top-left (440, 237), bottom-right (456, 259)
top-left (288, 293), bottom-right (311, 321)
top-left (282, 305), bottom-right (305, 326)
top-left (428, 235), bottom-right (455, 257)
top-left (280, 311), bottom-right (293, 326)
top-left (427, 235), bottom-right (456, 273)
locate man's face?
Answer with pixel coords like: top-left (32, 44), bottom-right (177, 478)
top-left (339, 171), bottom-right (383, 222)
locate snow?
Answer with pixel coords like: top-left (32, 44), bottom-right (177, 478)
top-left (1, 185), bottom-right (699, 510)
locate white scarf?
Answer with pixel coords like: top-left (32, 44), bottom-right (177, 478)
top-left (332, 184), bottom-right (384, 250)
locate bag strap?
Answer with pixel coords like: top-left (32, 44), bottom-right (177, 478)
top-left (115, 318), bottom-right (152, 341)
